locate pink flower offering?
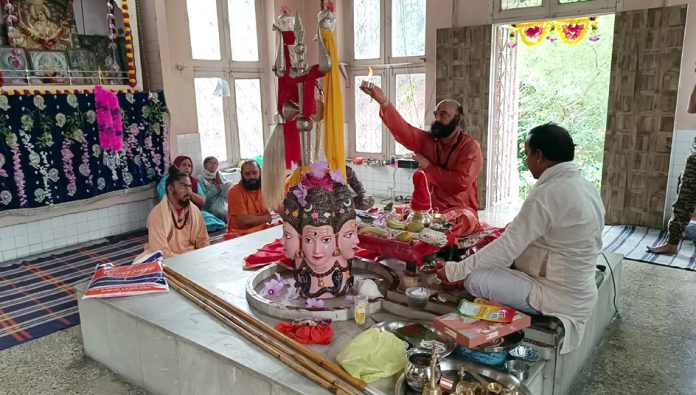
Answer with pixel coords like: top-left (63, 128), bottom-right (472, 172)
top-left (306, 298), bottom-right (325, 309)
top-left (262, 273), bottom-right (288, 298)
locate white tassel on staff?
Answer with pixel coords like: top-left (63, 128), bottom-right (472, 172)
top-left (262, 123), bottom-right (287, 210)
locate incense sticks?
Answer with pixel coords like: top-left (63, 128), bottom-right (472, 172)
top-left (164, 268), bottom-right (366, 395)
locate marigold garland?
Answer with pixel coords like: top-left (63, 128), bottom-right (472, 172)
top-left (514, 21), bottom-right (551, 47)
top-left (512, 16), bottom-right (599, 47)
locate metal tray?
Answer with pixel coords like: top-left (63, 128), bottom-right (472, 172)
top-left (395, 359), bottom-right (531, 395)
top-left (371, 320), bottom-right (457, 357)
top-left (471, 330), bottom-right (525, 353)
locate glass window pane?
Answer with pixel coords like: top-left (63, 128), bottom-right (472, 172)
top-left (195, 78), bottom-right (228, 162)
top-left (228, 0), bottom-right (259, 61)
top-left (501, 0), bottom-right (543, 10)
top-left (391, 0), bottom-right (426, 57)
top-left (187, 0), bottom-right (221, 60)
top-left (234, 79), bottom-right (264, 159)
top-left (354, 75), bottom-right (383, 153)
top-left (354, 0), bottom-right (380, 59)
top-left (394, 73), bottom-right (425, 155)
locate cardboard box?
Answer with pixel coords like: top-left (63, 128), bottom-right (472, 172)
top-left (433, 311), bottom-right (531, 349)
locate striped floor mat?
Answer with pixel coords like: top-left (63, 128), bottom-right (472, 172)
top-left (0, 229), bottom-right (226, 351)
top-left (602, 225), bottom-right (696, 270)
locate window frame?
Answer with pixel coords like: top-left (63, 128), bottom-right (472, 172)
top-left (493, 0), bottom-right (617, 23)
top-left (347, 0), bottom-right (428, 160)
top-left (187, 0), bottom-right (268, 167)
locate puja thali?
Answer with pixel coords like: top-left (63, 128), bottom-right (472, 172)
top-left (372, 320), bottom-right (457, 357)
top-left (395, 360), bottom-right (532, 395)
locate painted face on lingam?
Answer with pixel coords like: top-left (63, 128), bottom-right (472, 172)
top-left (301, 225), bottom-right (337, 270)
top-left (282, 222), bottom-right (300, 259)
top-left (338, 219), bottom-right (359, 260)
top-left (282, 163), bottom-right (356, 299)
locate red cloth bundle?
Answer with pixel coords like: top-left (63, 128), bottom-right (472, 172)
top-left (243, 239), bottom-right (381, 270)
top-left (275, 319), bottom-right (334, 345)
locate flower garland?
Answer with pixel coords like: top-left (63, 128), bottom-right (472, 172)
top-left (61, 138), bottom-right (77, 196)
top-left (95, 85), bottom-right (123, 152)
top-left (11, 143), bottom-right (26, 206)
top-left (509, 17), bottom-right (600, 48)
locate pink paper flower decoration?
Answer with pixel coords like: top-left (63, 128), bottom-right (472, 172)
top-left (306, 298), bottom-right (325, 309)
top-left (329, 168), bottom-right (345, 184)
top-left (292, 184), bottom-right (308, 206)
top-left (310, 160), bottom-right (329, 179)
top-left (262, 273), bottom-right (288, 298)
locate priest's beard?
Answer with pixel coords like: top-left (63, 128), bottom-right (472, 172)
top-left (430, 116), bottom-right (461, 139)
top-left (242, 177), bottom-right (261, 191)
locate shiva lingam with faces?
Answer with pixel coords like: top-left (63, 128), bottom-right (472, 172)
top-left (282, 163), bottom-right (359, 299)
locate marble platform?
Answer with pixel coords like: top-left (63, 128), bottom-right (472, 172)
top-left (76, 226), bottom-right (546, 394)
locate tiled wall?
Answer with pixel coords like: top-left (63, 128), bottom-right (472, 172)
top-left (176, 133), bottom-right (203, 176)
top-left (350, 165), bottom-right (416, 200)
top-left (663, 130), bottom-right (696, 225)
top-left (0, 199), bottom-right (154, 263)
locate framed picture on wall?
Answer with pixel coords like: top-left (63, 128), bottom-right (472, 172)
top-left (0, 47), bottom-right (29, 85)
top-left (27, 50), bottom-right (70, 84)
top-left (67, 48), bottom-right (98, 85)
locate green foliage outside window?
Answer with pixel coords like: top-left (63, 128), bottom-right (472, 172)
top-left (516, 15), bottom-right (615, 197)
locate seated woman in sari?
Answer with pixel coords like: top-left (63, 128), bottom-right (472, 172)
top-left (156, 155), bottom-right (226, 232)
top-left (199, 156), bottom-right (235, 221)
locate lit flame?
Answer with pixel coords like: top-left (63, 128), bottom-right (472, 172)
top-left (367, 66), bottom-right (373, 78)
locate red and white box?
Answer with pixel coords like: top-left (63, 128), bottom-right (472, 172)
top-left (433, 311), bottom-right (532, 349)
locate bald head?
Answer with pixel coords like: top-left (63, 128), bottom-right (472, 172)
top-left (436, 99), bottom-right (463, 115)
top-left (431, 99), bottom-right (463, 139)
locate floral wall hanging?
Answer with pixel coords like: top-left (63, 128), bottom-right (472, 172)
top-left (0, 90), bottom-right (168, 211)
top-left (509, 17), bottom-right (600, 48)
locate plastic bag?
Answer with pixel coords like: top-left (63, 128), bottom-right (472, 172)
top-left (336, 328), bottom-right (407, 383)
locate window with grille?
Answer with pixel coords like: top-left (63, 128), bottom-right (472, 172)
top-left (187, 0), bottom-right (265, 164)
top-left (350, 0), bottom-right (427, 159)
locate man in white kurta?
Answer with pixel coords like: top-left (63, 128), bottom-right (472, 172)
top-left (439, 123), bottom-right (605, 354)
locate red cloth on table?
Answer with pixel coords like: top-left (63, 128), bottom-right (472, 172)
top-left (275, 322), bottom-right (334, 345)
top-left (243, 239), bottom-right (380, 270)
top-left (358, 231), bottom-right (456, 265)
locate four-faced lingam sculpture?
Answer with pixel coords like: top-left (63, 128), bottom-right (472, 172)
top-left (281, 163), bottom-right (359, 299)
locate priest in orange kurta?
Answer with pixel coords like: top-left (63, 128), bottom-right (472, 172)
top-left (142, 166), bottom-right (210, 259)
top-left (225, 160), bottom-right (273, 239)
top-left (361, 85), bottom-right (484, 237)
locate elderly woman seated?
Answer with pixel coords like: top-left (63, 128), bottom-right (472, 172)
top-left (199, 156), bottom-right (235, 222)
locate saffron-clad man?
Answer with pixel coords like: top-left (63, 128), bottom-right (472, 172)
top-left (143, 166), bottom-right (210, 258)
top-left (360, 84), bottom-right (483, 237)
top-left (438, 124), bottom-right (605, 354)
top-left (225, 160), bottom-right (273, 239)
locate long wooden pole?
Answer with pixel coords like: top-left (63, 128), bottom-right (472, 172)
top-left (164, 267), bottom-right (368, 391)
top-left (166, 276), bottom-right (356, 395)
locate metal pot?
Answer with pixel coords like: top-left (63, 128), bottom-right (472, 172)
top-left (405, 349), bottom-right (441, 392)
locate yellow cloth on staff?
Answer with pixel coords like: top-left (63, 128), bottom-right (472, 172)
top-left (321, 29), bottom-right (346, 177)
top-left (336, 328), bottom-right (407, 383)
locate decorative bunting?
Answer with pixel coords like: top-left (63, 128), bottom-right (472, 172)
top-left (509, 17), bottom-right (600, 48)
